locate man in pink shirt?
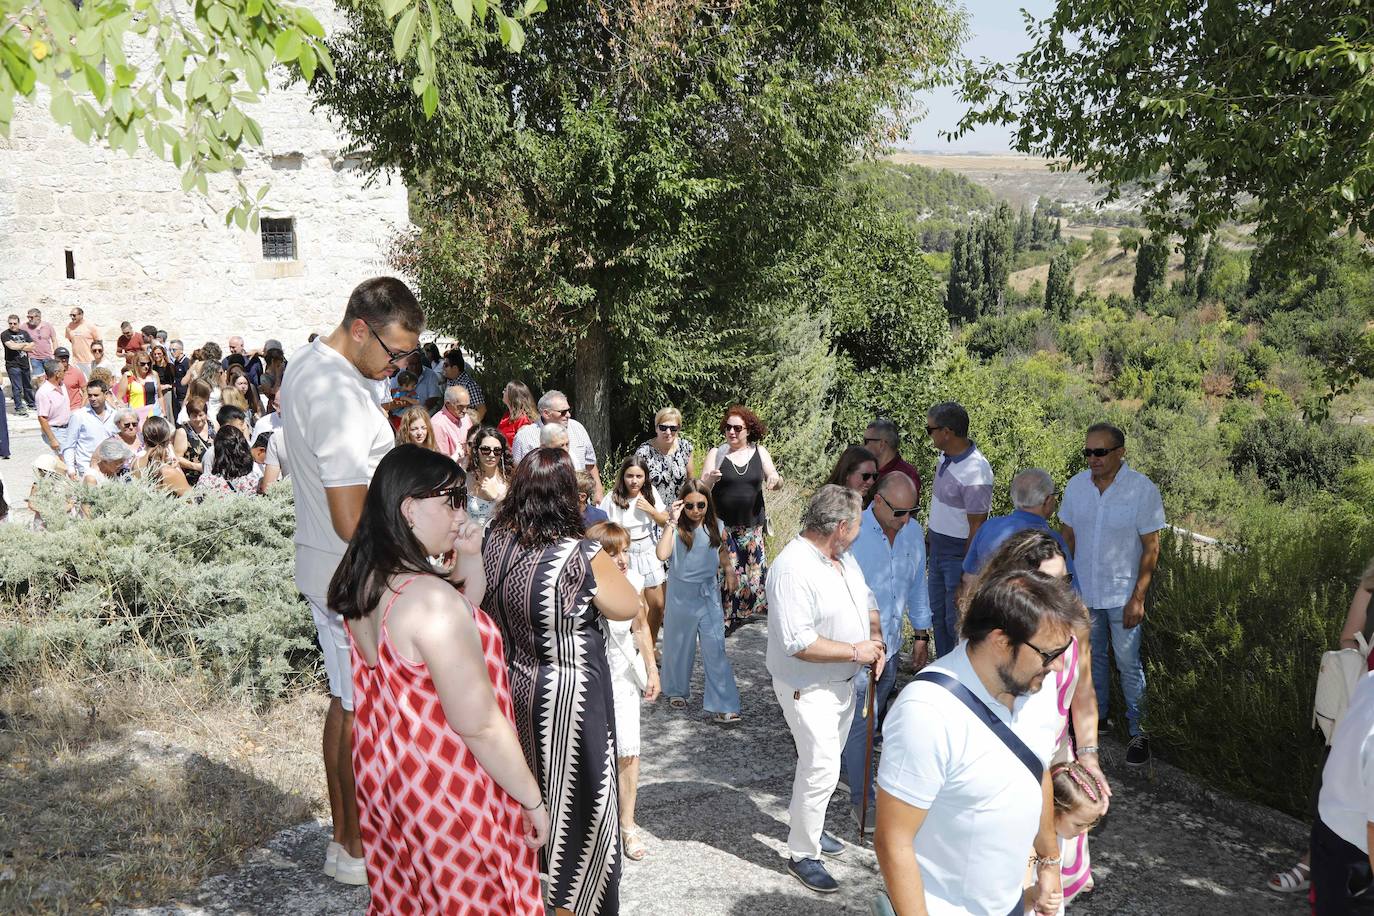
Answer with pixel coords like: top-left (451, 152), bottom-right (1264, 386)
top-left (430, 384), bottom-right (472, 461)
top-left (36, 360), bottom-right (71, 453)
top-left (25, 308), bottom-right (57, 378)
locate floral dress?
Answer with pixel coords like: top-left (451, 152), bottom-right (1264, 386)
top-left (634, 438), bottom-right (694, 507)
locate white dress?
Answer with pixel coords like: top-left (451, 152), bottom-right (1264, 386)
top-left (597, 494), bottom-right (666, 587)
top-left (604, 569), bottom-right (646, 757)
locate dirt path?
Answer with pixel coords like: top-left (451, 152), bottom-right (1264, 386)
top-left (120, 625), bottom-right (1311, 916)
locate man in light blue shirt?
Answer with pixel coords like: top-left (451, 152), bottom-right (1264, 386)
top-left (61, 378), bottom-right (117, 478)
top-left (1060, 422), bottom-right (1165, 768)
top-left (961, 467), bottom-right (1075, 585)
top-left (842, 472), bottom-right (930, 833)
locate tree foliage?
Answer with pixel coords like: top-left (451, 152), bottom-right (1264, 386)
top-left (1044, 248), bottom-right (1075, 320)
top-left (954, 2), bottom-right (1374, 266)
top-left (317, 0), bottom-right (965, 453)
top-left (1133, 233), bottom-right (1170, 305)
top-left (0, 0), bottom-right (528, 223)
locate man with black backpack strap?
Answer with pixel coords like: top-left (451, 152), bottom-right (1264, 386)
top-left (874, 569), bottom-right (1086, 916)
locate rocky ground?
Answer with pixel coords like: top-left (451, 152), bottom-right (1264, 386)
top-left (118, 622), bottom-right (1310, 916)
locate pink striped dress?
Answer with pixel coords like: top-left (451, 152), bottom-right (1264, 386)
top-left (1054, 637), bottom-right (1093, 907)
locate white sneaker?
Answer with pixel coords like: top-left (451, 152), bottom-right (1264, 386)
top-left (334, 849), bottom-right (368, 886)
top-left (323, 841), bottom-right (343, 878)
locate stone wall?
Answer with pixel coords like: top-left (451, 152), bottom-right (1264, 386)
top-left (0, 0), bottom-right (410, 354)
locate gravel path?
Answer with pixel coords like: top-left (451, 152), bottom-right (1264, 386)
top-left (121, 621), bottom-right (1313, 915)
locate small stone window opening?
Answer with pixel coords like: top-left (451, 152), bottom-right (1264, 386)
top-left (260, 218), bottom-right (298, 261)
top-left (65, 250), bottom-right (76, 280)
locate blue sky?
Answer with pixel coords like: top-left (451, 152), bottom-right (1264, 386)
top-left (904, 0), bottom-right (1056, 152)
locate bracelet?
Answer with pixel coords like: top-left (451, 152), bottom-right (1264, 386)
top-left (850, 643), bottom-right (859, 663)
top-left (520, 798), bottom-right (543, 811)
top-left (1030, 854), bottom-right (1063, 868)
top-left (1076, 745), bottom-right (1100, 756)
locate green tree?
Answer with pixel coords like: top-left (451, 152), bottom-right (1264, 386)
top-left (981, 200), bottom-right (1017, 313)
top-left (1133, 233), bottom-right (1170, 305)
top-left (954, 0), bottom-right (1374, 265)
top-left (1015, 205), bottom-right (1032, 252)
top-left (1045, 248), bottom-right (1075, 320)
top-left (1197, 235), bottom-right (1221, 302)
top-left (1, 0), bottom-right (527, 223)
top-left (946, 225), bottom-right (981, 322)
top-left (1118, 226), bottom-right (1143, 254)
top-left (1180, 233), bottom-right (1203, 299)
top-left (319, 0), bottom-right (965, 454)
top-left (1089, 228), bottom-right (1110, 257)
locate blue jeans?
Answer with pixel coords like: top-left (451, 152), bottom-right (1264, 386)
top-left (661, 581), bottom-right (741, 714)
top-left (6, 362), bottom-right (33, 411)
top-left (839, 657), bottom-right (899, 806)
top-left (927, 532), bottom-right (967, 657)
top-left (1090, 605), bottom-right (1147, 736)
top-left (27, 357), bottom-right (45, 379)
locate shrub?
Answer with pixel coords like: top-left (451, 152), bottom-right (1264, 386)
top-left (0, 479), bottom-right (316, 704)
top-left (1230, 415), bottom-right (1374, 499)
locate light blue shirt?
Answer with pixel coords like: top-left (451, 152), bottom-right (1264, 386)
top-left (415, 365), bottom-right (443, 405)
top-left (61, 405), bottom-right (117, 477)
top-left (850, 507), bottom-right (931, 652)
top-left (1059, 463), bottom-right (1165, 608)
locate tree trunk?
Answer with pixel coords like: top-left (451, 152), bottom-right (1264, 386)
top-left (575, 319), bottom-right (611, 465)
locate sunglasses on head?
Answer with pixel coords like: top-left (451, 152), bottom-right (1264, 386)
top-left (878, 493), bottom-right (917, 517)
top-left (1082, 446), bottom-right (1121, 458)
top-left (425, 485), bottom-right (467, 509)
top-left (1022, 638), bottom-right (1073, 668)
top-left (657, 424), bottom-right (679, 432)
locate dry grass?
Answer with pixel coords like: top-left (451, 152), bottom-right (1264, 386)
top-left (0, 670), bottom-right (329, 913)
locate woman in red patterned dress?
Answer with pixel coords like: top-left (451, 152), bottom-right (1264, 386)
top-left (328, 444), bottom-right (548, 915)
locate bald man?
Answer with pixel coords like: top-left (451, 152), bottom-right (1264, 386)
top-left (841, 472), bottom-right (931, 833)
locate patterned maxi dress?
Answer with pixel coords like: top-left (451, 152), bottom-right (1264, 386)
top-left (347, 576), bottom-right (543, 915)
top-left (482, 529), bottom-right (622, 915)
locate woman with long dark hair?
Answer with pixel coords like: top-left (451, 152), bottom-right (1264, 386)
top-left (195, 425), bottom-right (259, 495)
top-left (327, 444), bottom-right (547, 914)
top-left (599, 455), bottom-right (670, 648)
top-left (465, 425), bottom-right (513, 528)
top-left (482, 447), bottom-right (641, 916)
top-left (825, 445), bottom-right (879, 502)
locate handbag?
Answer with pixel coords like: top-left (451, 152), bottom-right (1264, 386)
top-left (1315, 632), bottom-right (1372, 744)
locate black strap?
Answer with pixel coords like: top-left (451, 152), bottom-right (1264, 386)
top-left (915, 670), bottom-right (1044, 783)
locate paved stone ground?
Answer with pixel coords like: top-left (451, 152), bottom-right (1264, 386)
top-left (121, 623), bottom-right (1312, 916)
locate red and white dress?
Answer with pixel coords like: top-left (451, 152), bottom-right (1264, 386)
top-left (348, 576), bottom-right (543, 915)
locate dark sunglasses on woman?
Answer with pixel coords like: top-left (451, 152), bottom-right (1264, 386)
top-left (427, 485), bottom-right (467, 509)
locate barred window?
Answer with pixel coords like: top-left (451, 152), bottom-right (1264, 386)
top-left (260, 218), bottom-right (297, 261)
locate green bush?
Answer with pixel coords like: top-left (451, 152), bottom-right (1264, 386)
top-left (1146, 499), bottom-right (1374, 816)
top-left (1230, 415), bottom-right (1374, 498)
top-left (0, 479), bottom-right (316, 703)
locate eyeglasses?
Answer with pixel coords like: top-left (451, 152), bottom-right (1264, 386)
top-left (424, 485), bottom-right (467, 509)
top-left (138, 362), bottom-right (151, 368)
top-left (1082, 446), bottom-right (1122, 458)
top-left (878, 493), bottom-right (918, 517)
top-left (549, 407), bottom-right (572, 417)
top-left (925, 424), bottom-right (943, 434)
top-left (362, 320), bottom-right (420, 366)
top-left (69, 313), bottom-right (79, 319)
top-left (724, 423), bottom-right (746, 432)
top-left (1022, 638), bottom-right (1074, 668)
top-left (683, 500), bottom-right (708, 510)
top-left (477, 445), bottom-right (503, 456)
top-left (862, 436), bottom-right (882, 445)
top-left (91, 348), bottom-right (103, 354)
top-left (119, 421), bottom-right (138, 429)
top-left (657, 424), bottom-right (679, 432)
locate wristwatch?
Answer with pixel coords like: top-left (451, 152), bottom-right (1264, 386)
top-left (912, 630), bottom-right (933, 643)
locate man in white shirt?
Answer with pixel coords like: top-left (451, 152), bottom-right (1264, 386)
top-left (512, 389), bottom-right (602, 500)
top-left (1313, 672), bottom-right (1374, 912)
top-left (841, 473), bottom-right (930, 833)
top-left (281, 276), bottom-right (423, 886)
top-left (1059, 422), bottom-right (1165, 768)
top-left (766, 484), bottom-right (885, 894)
top-left (875, 570), bottom-right (1085, 916)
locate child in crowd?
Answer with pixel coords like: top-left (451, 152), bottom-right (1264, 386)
top-left (385, 371), bottom-right (419, 425)
top-left (1027, 760), bottom-right (1107, 915)
top-left (578, 471), bottom-right (608, 527)
top-left (598, 458), bottom-right (670, 650)
top-left (586, 521), bottom-right (660, 863)
top-left (656, 480), bottom-right (742, 724)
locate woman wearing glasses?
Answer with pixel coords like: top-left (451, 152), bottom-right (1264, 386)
top-left (464, 425), bottom-right (513, 528)
top-left (327, 444), bottom-right (547, 915)
top-left (825, 445), bottom-right (880, 503)
top-left (702, 404), bottom-right (782, 634)
top-left (633, 407), bottom-right (696, 508)
top-left (112, 407), bottom-right (142, 454)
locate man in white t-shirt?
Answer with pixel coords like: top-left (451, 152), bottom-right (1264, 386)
top-left (875, 569), bottom-right (1085, 916)
top-left (280, 276), bottom-right (423, 886)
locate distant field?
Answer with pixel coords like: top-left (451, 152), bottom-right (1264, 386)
top-left (883, 150), bottom-right (1140, 212)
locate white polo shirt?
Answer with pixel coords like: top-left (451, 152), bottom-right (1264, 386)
top-left (281, 338), bottom-right (394, 597)
top-left (1059, 463), bottom-right (1165, 609)
top-left (765, 535), bottom-right (874, 691)
top-left (1319, 672), bottom-right (1374, 852)
top-left (877, 642), bottom-right (1061, 916)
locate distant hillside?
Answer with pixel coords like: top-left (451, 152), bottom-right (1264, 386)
top-left (850, 160), bottom-right (997, 251)
top-left (886, 151), bottom-right (1145, 214)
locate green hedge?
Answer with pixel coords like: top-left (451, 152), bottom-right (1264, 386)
top-left (1145, 495), bottom-right (1374, 816)
top-left (0, 479), bottom-right (316, 703)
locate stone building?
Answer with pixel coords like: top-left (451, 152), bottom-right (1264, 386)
top-left (0, 1), bottom-right (409, 354)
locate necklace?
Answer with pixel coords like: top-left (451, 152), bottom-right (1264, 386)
top-left (727, 447), bottom-right (754, 475)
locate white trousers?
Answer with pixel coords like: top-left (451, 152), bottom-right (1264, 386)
top-left (773, 678), bottom-right (856, 861)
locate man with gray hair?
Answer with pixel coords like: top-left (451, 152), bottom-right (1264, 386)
top-left (430, 384), bottom-right (473, 461)
top-left (512, 388), bottom-right (601, 499)
top-left (766, 484), bottom-right (886, 894)
top-left (863, 416), bottom-right (923, 503)
top-left (961, 467), bottom-right (1075, 585)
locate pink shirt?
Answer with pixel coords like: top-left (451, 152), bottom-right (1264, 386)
top-left (26, 320), bottom-right (57, 360)
top-left (36, 379), bottom-right (71, 427)
top-left (430, 408), bottom-right (471, 461)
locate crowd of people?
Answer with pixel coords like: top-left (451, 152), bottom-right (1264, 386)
top-left (14, 276), bottom-right (1374, 916)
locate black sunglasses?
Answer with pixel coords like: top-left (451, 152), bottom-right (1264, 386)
top-left (1022, 638), bottom-right (1073, 668)
top-left (1082, 446), bottom-right (1122, 458)
top-left (924, 424), bottom-right (943, 434)
top-left (477, 445), bottom-right (503, 456)
top-left (362, 320), bottom-right (420, 366)
top-left (657, 424), bottom-right (679, 432)
top-left (859, 471), bottom-right (878, 482)
top-left (425, 485), bottom-right (467, 509)
top-left (878, 493), bottom-right (918, 517)
top-left (549, 407), bottom-right (572, 417)
top-left (683, 500), bottom-right (708, 510)
top-left (862, 436), bottom-right (882, 445)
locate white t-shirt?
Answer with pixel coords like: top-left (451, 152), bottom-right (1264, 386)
top-left (877, 642), bottom-right (1061, 916)
top-left (1319, 672), bottom-right (1374, 852)
top-left (264, 430), bottom-right (289, 478)
top-left (598, 493), bottom-right (658, 541)
top-left (281, 338), bottom-right (394, 597)
top-left (251, 411), bottom-right (283, 443)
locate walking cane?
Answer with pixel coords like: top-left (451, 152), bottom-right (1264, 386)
top-left (859, 662), bottom-right (878, 837)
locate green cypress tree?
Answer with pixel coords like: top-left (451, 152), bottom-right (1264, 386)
top-left (1133, 233), bottom-right (1171, 304)
top-left (1180, 233), bottom-right (1202, 298)
top-left (1045, 249), bottom-right (1075, 320)
top-left (1015, 205), bottom-right (1032, 252)
top-left (1197, 235), bottom-right (1220, 302)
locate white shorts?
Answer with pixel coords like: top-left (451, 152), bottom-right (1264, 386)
top-left (306, 592), bottom-right (354, 712)
top-left (627, 538), bottom-right (666, 588)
